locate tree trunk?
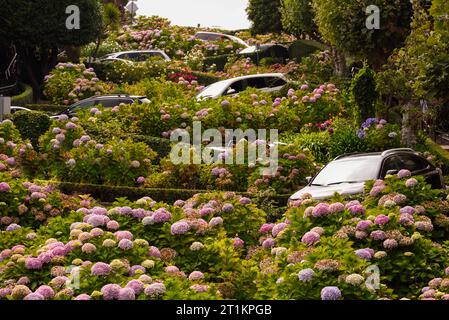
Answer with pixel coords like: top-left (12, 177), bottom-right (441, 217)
top-left (401, 102), bottom-right (418, 146)
top-left (331, 47), bottom-right (346, 77)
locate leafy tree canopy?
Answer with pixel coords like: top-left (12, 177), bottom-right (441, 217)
top-left (247, 0), bottom-right (283, 35)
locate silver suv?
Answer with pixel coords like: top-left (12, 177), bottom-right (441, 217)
top-left (289, 148), bottom-right (445, 201)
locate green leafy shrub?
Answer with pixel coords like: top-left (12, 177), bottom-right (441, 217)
top-left (11, 83), bottom-right (33, 106)
top-left (350, 64), bottom-right (378, 122)
top-left (43, 63), bottom-right (114, 105)
top-left (10, 111), bottom-right (51, 148)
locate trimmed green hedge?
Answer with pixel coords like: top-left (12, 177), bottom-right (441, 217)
top-left (203, 54), bottom-right (231, 72)
top-left (24, 104), bottom-right (67, 114)
top-left (190, 71), bottom-right (223, 86)
top-left (36, 180), bottom-right (290, 205)
top-left (10, 111), bottom-right (51, 148)
top-left (130, 135), bottom-right (172, 164)
top-left (11, 83), bottom-right (33, 106)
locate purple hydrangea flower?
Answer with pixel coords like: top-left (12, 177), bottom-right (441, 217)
top-left (348, 205), bottom-right (365, 215)
top-left (259, 223), bottom-right (274, 234)
top-left (374, 215), bottom-right (389, 225)
top-left (329, 202), bottom-right (345, 213)
top-left (148, 246), bottom-right (161, 258)
top-left (233, 237), bottom-right (245, 248)
top-left (75, 294), bottom-right (91, 300)
top-left (356, 220), bottom-right (373, 231)
top-left (126, 280), bottom-right (145, 295)
top-left (171, 221), bottom-right (191, 235)
top-left (0, 182), bottom-right (11, 192)
top-left (312, 203), bottom-right (330, 217)
top-left (301, 231), bottom-right (320, 245)
top-left (91, 262), bottom-right (112, 276)
top-left (222, 203), bottom-right (234, 213)
top-left (35, 285), bottom-right (55, 299)
top-left (144, 283), bottom-right (166, 297)
top-left (321, 286), bottom-right (342, 300)
top-left (239, 197), bottom-right (251, 205)
top-left (118, 239), bottom-right (133, 250)
top-left (354, 249), bottom-right (373, 260)
top-left (262, 238), bottom-right (276, 249)
top-left (272, 223), bottom-right (288, 237)
top-left (188, 271), bottom-right (204, 281)
top-left (152, 208), bottom-right (172, 223)
top-left (6, 224), bottom-right (21, 231)
top-left (25, 258), bottom-right (43, 270)
top-left (397, 169), bottom-right (412, 179)
top-left (370, 230), bottom-right (386, 241)
top-left (24, 293), bottom-right (45, 300)
top-left (209, 217), bottom-right (223, 227)
top-left (118, 288), bottom-right (135, 300)
top-left (383, 239), bottom-right (398, 249)
top-left (129, 265), bottom-right (146, 276)
top-left (298, 268), bottom-right (314, 282)
top-left (101, 284), bottom-right (121, 300)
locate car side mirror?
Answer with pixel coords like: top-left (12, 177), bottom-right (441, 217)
top-left (305, 177), bottom-right (312, 184)
top-left (226, 88), bottom-right (236, 95)
top-left (386, 169), bottom-right (398, 176)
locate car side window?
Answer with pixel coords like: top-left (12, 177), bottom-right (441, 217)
top-left (72, 100), bottom-right (96, 111)
top-left (381, 156), bottom-right (402, 176)
top-left (398, 155), bottom-right (429, 172)
top-left (96, 99), bottom-right (121, 108)
top-left (228, 80), bottom-right (246, 93)
top-left (265, 77), bottom-right (286, 88)
top-left (246, 77), bottom-right (267, 89)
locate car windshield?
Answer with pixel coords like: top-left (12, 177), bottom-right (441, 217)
top-left (312, 157), bottom-right (381, 186)
top-left (197, 81), bottom-right (228, 98)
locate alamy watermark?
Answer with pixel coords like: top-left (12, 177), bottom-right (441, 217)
top-left (66, 5), bottom-right (80, 30)
top-left (170, 121), bottom-right (279, 177)
top-left (366, 5), bottom-right (380, 30)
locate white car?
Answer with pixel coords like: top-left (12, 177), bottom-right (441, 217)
top-left (100, 50), bottom-right (171, 63)
top-left (194, 32), bottom-right (249, 48)
top-left (196, 73), bottom-right (288, 101)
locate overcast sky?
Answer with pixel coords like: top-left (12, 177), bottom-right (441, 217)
top-left (135, 0), bottom-right (251, 30)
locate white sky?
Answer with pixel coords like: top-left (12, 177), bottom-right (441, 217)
top-left (135, 0), bottom-right (251, 30)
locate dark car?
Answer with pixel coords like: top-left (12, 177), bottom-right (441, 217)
top-left (290, 148), bottom-right (445, 200)
top-left (53, 94), bottom-right (150, 118)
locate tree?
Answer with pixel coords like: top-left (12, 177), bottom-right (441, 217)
top-left (280, 0), bottom-right (319, 40)
top-left (311, 0), bottom-right (413, 73)
top-left (0, 0), bottom-right (102, 96)
top-left (350, 63), bottom-right (378, 122)
top-left (246, 0), bottom-right (283, 35)
top-left (91, 3), bottom-right (121, 60)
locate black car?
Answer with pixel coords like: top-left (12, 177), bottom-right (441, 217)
top-left (290, 148), bottom-right (445, 200)
top-left (54, 94), bottom-right (150, 118)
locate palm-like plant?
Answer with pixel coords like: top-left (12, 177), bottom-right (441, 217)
top-left (91, 2), bottom-right (121, 61)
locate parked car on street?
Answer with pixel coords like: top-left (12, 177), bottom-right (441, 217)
top-left (99, 50), bottom-right (171, 63)
top-left (194, 32), bottom-right (249, 48)
top-left (10, 106), bottom-right (32, 114)
top-left (289, 148), bottom-right (445, 201)
top-left (53, 94), bottom-right (151, 118)
top-left (238, 43), bottom-right (290, 62)
top-left (196, 73), bottom-right (288, 101)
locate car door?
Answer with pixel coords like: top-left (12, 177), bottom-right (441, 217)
top-left (225, 79), bottom-right (247, 96)
top-left (96, 98), bottom-right (124, 108)
top-left (397, 154), bottom-right (443, 188)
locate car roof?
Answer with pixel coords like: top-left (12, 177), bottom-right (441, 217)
top-left (70, 95), bottom-right (145, 105)
top-left (209, 73), bottom-right (286, 87)
top-left (333, 149), bottom-right (421, 162)
top-left (111, 50), bottom-right (166, 54)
